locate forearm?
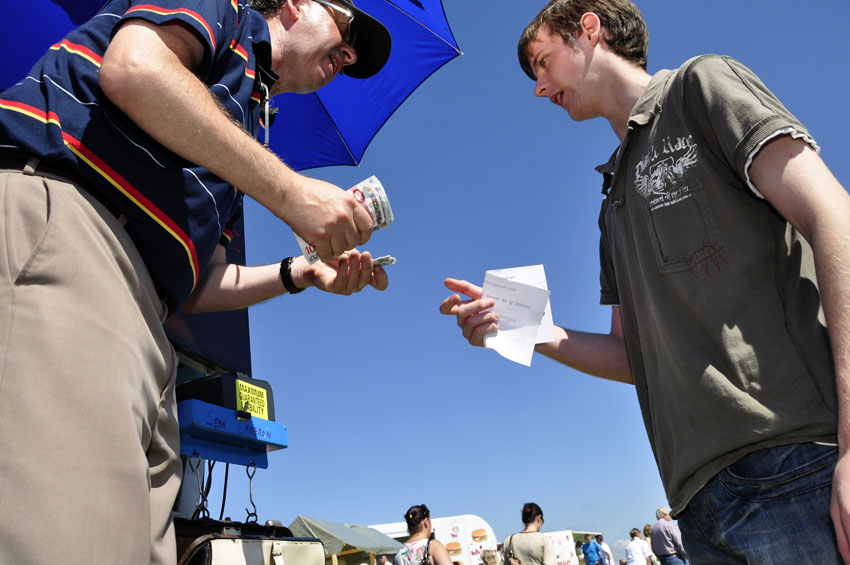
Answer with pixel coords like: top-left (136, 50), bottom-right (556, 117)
top-left (809, 213), bottom-right (850, 451)
top-left (99, 21), bottom-right (300, 220)
top-left (182, 261), bottom-right (285, 313)
top-left (750, 138), bottom-right (850, 450)
top-left (183, 245), bottom-right (322, 312)
top-left (183, 248), bottom-right (386, 312)
top-left (534, 307), bottom-right (633, 383)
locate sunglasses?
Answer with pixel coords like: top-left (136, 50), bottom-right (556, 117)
top-left (311, 0), bottom-right (354, 43)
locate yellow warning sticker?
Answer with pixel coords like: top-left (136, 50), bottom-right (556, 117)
top-left (235, 379), bottom-right (268, 420)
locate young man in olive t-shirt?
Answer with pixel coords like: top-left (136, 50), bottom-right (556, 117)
top-left (440, 0), bottom-right (850, 562)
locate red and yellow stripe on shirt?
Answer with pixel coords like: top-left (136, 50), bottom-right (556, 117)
top-left (0, 100), bottom-right (62, 127)
top-left (0, 99), bottom-right (200, 289)
top-left (50, 39), bottom-right (103, 68)
top-left (229, 40), bottom-right (255, 80)
top-left (125, 4), bottom-right (216, 50)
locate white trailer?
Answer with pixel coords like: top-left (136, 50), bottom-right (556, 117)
top-left (371, 514), bottom-right (498, 565)
top-left (543, 530), bottom-right (581, 565)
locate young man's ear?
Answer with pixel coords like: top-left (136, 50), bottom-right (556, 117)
top-left (579, 12), bottom-right (602, 46)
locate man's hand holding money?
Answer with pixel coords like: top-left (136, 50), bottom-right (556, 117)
top-left (291, 250), bottom-right (388, 295)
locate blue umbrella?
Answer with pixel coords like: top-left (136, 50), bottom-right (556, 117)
top-left (0, 0), bottom-right (104, 85)
top-left (0, 0), bottom-right (461, 171)
top-left (272, 0), bottom-right (462, 170)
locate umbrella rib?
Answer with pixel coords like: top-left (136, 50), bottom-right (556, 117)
top-left (382, 0), bottom-right (463, 55)
top-left (313, 92), bottom-right (360, 166)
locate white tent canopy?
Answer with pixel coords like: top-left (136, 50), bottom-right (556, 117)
top-left (289, 515), bottom-right (402, 560)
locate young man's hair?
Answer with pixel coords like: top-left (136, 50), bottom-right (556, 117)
top-left (629, 528), bottom-right (641, 539)
top-left (518, 0), bottom-right (649, 80)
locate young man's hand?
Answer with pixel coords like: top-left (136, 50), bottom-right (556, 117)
top-left (439, 278), bottom-right (500, 346)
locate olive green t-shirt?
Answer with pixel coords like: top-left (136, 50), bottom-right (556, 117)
top-left (597, 55), bottom-right (836, 512)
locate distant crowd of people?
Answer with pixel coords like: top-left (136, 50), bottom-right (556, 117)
top-left (619, 507), bottom-right (687, 565)
top-left (388, 503), bottom-right (688, 565)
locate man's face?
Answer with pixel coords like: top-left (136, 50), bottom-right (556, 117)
top-left (380, 557), bottom-right (389, 564)
top-left (527, 28), bottom-right (596, 121)
top-left (273, 0), bottom-right (358, 94)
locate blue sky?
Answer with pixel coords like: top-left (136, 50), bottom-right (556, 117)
top-left (222, 0), bottom-right (850, 560)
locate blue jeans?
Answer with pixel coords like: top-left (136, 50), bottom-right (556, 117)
top-left (677, 443), bottom-right (841, 564)
top-left (658, 556), bottom-right (687, 565)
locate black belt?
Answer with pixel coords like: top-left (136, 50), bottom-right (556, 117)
top-left (0, 151), bottom-right (124, 219)
top-left (0, 151), bottom-right (72, 178)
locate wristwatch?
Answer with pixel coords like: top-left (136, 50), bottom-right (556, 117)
top-left (279, 257), bottom-right (306, 294)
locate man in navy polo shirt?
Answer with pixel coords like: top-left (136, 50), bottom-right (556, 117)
top-left (0, 1), bottom-right (391, 563)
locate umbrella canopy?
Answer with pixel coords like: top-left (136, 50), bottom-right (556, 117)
top-left (0, 0), bottom-right (461, 171)
top-left (289, 515), bottom-right (402, 556)
top-left (0, 0), bottom-right (103, 86)
top-left (271, 0), bottom-right (461, 170)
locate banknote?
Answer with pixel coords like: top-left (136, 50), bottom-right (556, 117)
top-left (373, 255), bottom-right (397, 266)
top-left (295, 176), bottom-right (394, 264)
top-left (352, 176), bottom-right (393, 230)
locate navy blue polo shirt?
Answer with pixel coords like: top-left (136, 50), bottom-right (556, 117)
top-left (0, 0), bottom-right (278, 313)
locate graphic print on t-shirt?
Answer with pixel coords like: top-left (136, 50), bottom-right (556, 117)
top-left (634, 134), bottom-right (698, 211)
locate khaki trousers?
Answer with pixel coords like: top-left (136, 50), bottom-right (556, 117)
top-left (0, 167), bottom-right (181, 564)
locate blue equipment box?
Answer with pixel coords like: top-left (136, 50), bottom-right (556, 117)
top-left (178, 399), bottom-right (287, 468)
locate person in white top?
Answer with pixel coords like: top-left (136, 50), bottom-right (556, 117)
top-left (625, 529), bottom-right (653, 565)
top-left (393, 505), bottom-right (453, 565)
top-left (596, 535), bottom-right (614, 565)
top-left (642, 525), bottom-right (659, 565)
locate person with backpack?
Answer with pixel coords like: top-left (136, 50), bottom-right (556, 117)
top-left (394, 504), bottom-right (454, 565)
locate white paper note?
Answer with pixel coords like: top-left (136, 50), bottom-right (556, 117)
top-left (486, 264), bottom-right (555, 343)
top-left (481, 265), bottom-right (553, 366)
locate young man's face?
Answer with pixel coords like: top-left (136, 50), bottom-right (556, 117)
top-left (527, 27), bottom-right (596, 121)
